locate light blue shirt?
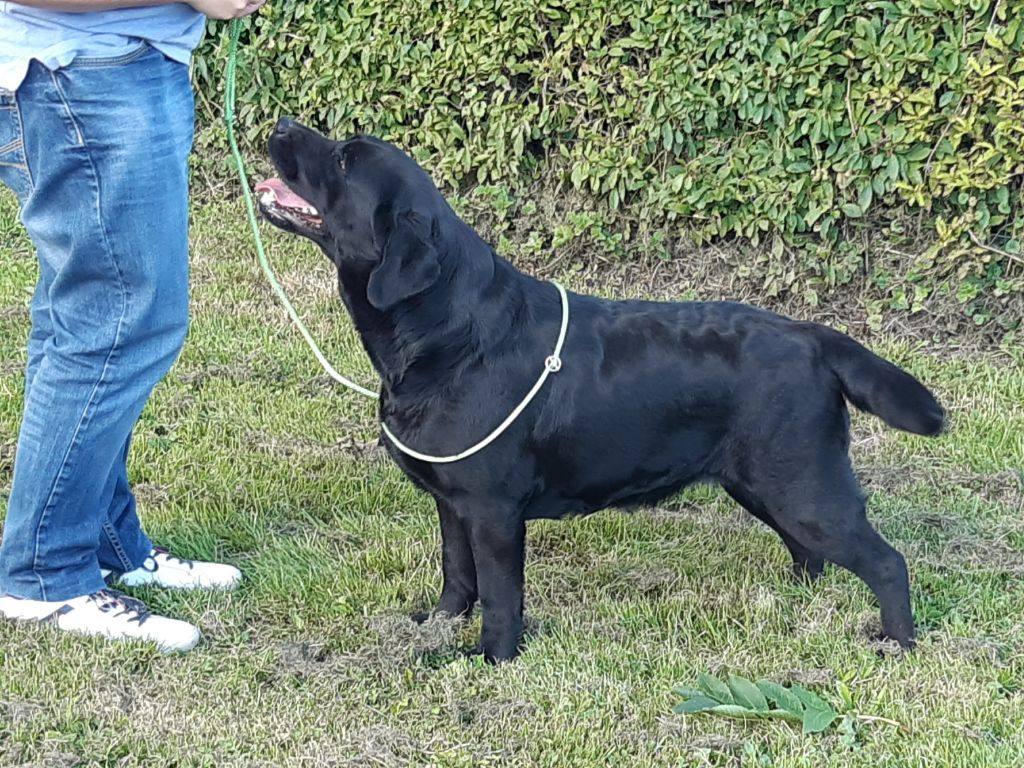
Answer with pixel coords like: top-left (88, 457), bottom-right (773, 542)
top-left (0, 2), bottom-right (206, 91)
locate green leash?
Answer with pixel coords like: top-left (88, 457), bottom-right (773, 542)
top-left (223, 19), bottom-right (379, 399)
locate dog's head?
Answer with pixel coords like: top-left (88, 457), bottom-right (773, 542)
top-left (257, 118), bottom-right (446, 310)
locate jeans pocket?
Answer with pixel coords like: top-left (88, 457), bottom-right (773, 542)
top-left (0, 89), bottom-right (32, 202)
top-left (69, 43), bottom-right (152, 70)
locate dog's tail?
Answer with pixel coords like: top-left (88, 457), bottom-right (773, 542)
top-left (817, 328), bottom-right (945, 436)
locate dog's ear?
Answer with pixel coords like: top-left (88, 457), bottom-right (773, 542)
top-left (367, 211), bottom-right (441, 311)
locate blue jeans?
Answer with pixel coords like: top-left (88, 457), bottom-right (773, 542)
top-left (0, 45), bottom-right (193, 600)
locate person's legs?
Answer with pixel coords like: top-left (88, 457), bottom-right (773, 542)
top-left (0, 46), bottom-right (193, 601)
top-left (16, 80), bottom-right (150, 581)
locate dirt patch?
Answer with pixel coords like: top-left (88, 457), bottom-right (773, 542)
top-left (359, 613), bottom-right (463, 662)
top-left (133, 482), bottom-right (171, 507)
top-left (0, 698), bottom-right (44, 727)
top-left (776, 667), bottom-right (836, 687)
top-left (656, 718), bottom-right (745, 767)
top-left (2, 744), bottom-right (81, 768)
top-left (934, 635), bottom-right (1007, 668)
top-left (526, 532), bottom-right (602, 565)
top-left (523, 536), bottom-right (610, 609)
top-left (905, 511), bottom-right (966, 533)
top-left (865, 635), bottom-right (908, 658)
top-left (911, 535), bottom-right (1024, 576)
top-left (656, 717), bottom-right (741, 747)
top-left (0, 305), bottom-right (29, 322)
top-left (273, 641), bottom-right (332, 680)
top-left (84, 665), bottom-right (173, 722)
top-left (267, 637), bottom-right (392, 687)
top-left (455, 696), bottom-right (536, 726)
top-left (272, 614), bottom-right (463, 682)
top-left (270, 520), bottom-right (356, 549)
top-left (0, 360), bottom-right (24, 377)
top-left (529, 568), bottom-right (601, 610)
top-left (328, 726), bottom-right (424, 768)
top-left (160, 393), bottom-right (197, 419)
top-left (288, 723), bottom-right (512, 766)
top-left (610, 567), bottom-right (679, 598)
top-left (858, 466), bottom-right (1024, 509)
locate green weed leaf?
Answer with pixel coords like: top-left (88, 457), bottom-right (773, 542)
top-left (728, 675), bottom-right (769, 712)
top-left (756, 680), bottom-right (805, 715)
top-left (697, 673), bottom-right (735, 704)
top-left (674, 676), bottom-right (843, 737)
top-left (802, 706), bottom-right (839, 734)
top-left (673, 696), bottom-right (723, 714)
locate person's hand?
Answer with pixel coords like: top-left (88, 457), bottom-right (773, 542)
top-left (188, 0), bottom-right (267, 20)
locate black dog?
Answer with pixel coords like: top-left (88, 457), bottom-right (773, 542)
top-left (257, 118), bottom-right (945, 662)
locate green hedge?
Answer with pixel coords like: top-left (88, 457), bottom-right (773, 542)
top-left (194, 0), bottom-right (1023, 321)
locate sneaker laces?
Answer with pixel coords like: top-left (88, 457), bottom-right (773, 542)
top-left (151, 547), bottom-right (194, 571)
top-left (88, 589), bottom-right (151, 625)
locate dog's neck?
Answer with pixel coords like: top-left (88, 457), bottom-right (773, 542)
top-left (333, 222), bottom-right (530, 399)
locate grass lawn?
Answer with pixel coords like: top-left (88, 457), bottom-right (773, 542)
top-left (1, 187), bottom-right (1023, 767)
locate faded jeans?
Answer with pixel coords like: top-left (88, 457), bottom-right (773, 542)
top-left (0, 44), bottom-right (193, 600)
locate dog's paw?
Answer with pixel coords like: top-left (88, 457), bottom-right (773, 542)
top-left (791, 559), bottom-right (825, 584)
top-left (867, 631), bottom-right (915, 657)
top-left (478, 646), bottom-right (519, 665)
top-left (411, 609), bottom-right (468, 625)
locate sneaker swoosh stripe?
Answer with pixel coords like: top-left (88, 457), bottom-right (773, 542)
top-left (43, 604), bottom-right (75, 624)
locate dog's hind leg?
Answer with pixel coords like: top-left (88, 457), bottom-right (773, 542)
top-left (793, 502), bottom-right (913, 648)
top-left (415, 498), bottom-right (479, 622)
top-left (722, 483), bottom-right (825, 582)
top-left (759, 465), bottom-right (915, 649)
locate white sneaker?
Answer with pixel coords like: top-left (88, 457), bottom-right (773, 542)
top-left (102, 548), bottom-right (242, 591)
top-left (0, 589), bottom-right (201, 652)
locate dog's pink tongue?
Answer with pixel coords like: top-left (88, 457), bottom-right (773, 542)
top-left (255, 178), bottom-right (314, 209)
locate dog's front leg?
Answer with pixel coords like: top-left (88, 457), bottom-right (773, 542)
top-left (429, 498), bottom-right (478, 619)
top-left (463, 505), bottom-right (525, 663)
